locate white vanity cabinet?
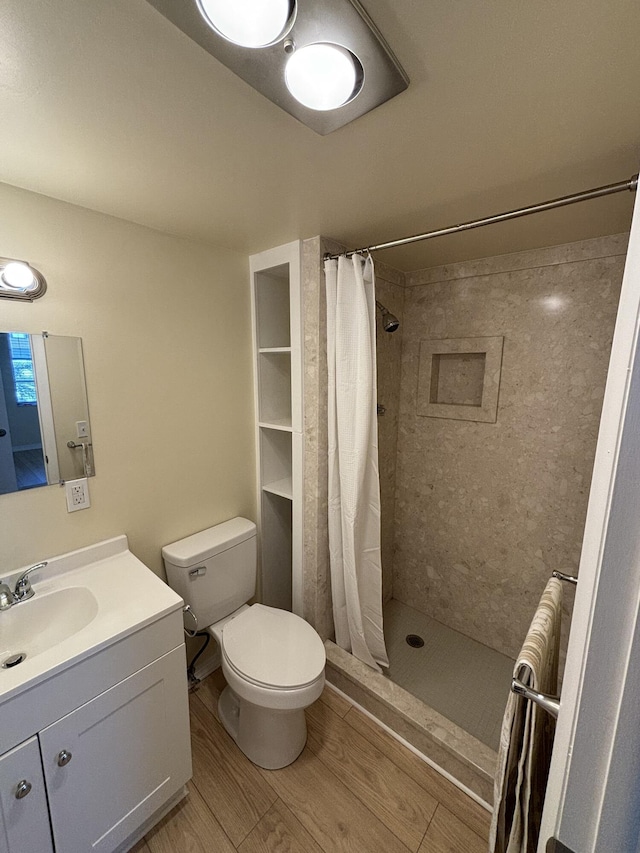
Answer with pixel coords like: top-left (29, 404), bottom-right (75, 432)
top-left (0, 643), bottom-right (190, 853)
top-left (0, 736), bottom-right (54, 853)
top-left (40, 647), bottom-right (188, 852)
top-left (0, 536), bottom-right (193, 853)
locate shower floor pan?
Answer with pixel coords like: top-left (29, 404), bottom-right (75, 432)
top-left (325, 600), bottom-right (515, 805)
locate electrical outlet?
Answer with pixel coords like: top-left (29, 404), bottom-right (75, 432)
top-left (65, 478), bottom-right (91, 512)
top-left (76, 420), bottom-right (89, 438)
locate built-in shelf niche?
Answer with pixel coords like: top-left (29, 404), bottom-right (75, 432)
top-left (255, 265), bottom-right (291, 349)
top-left (261, 491), bottom-right (293, 611)
top-left (251, 241), bottom-right (302, 617)
top-left (258, 351), bottom-right (292, 427)
top-left (261, 428), bottom-right (293, 500)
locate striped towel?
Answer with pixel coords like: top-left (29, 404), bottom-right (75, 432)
top-left (490, 577), bottom-right (563, 853)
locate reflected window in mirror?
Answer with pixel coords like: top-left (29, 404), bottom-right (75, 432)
top-left (0, 333), bottom-right (47, 492)
top-left (8, 333), bottom-right (38, 405)
top-left (0, 332), bottom-right (94, 497)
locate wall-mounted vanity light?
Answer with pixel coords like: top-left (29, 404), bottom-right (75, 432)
top-left (145, 0), bottom-right (408, 134)
top-left (0, 258), bottom-right (47, 301)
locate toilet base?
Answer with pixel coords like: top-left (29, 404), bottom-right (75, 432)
top-left (217, 686), bottom-right (308, 770)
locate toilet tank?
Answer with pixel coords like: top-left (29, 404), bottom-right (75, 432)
top-left (162, 517), bottom-right (257, 629)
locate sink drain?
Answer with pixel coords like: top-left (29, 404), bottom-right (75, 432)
top-left (2, 652), bottom-right (27, 669)
top-left (406, 634), bottom-right (425, 648)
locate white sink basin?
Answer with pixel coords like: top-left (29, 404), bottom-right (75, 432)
top-left (0, 587), bottom-right (99, 666)
top-left (0, 536), bottom-right (183, 703)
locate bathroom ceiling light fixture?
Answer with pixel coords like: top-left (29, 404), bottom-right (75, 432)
top-left (195, 0), bottom-right (296, 49)
top-left (285, 43), bottom-right (363, 111)
top-left (145, 0), bottom-right (408, 134)
top-left (0, 258), bottom-right (47, 301)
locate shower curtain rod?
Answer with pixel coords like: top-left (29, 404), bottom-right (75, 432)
top-left (324, 174), bottom-right (639, 260)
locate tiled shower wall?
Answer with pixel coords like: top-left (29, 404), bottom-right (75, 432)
top-left (373, 270), bottom-right (405, 604)
top-left (393, 234), bottom-right (627, 659)
top-left (303, 233), bottom-right (627, 662)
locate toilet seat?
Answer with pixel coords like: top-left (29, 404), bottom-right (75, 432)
top-left (221, 603), bottom-right (325, 690)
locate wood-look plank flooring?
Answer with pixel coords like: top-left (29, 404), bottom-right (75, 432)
top-left (131, 670), bottom-right (491, 852)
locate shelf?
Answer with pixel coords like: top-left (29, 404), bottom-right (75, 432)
top-left (261, 429), bottom-right (291, 490)
top-left (261, 491), bottom-right (292, 610)
top-left (255, 267), bottom-right (291, 349)
top-left (263, 478), bottom-right (293, 500)
top-left (251, 241), bottom-right (302, 616)
top-left (258, 351), bottom-right (292, 425)
top-left (259, 420), bottom-right (292, 432)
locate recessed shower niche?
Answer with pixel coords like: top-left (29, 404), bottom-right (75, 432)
top-left (417, 336), bottom-right (504, 422)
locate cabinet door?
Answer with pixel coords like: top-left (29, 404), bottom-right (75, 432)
top-left (40, 646), bottom-right (191, 853)
top-left (0, 736), bottom-right (54, 853)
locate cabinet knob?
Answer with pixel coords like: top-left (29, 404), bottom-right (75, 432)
top-left (57, 749), bottom-right (72, 767)
top-left (15, 780), bottom-right (32, 799)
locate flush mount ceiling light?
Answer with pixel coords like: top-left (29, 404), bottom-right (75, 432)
top-left (0, 258), bottom-right (47, 301)
top-left (196, 0), bottom-right (296, 48)
top-left (145, 0), bottom-right (408, 134)
top-left (285, 43), bottom-right (363, 111)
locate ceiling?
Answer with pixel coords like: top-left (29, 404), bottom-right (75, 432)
top-left (1, 0), bottom-right (638, 271)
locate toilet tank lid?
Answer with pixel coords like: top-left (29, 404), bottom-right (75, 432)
top-left (162, 517), bottom-right (256, 568)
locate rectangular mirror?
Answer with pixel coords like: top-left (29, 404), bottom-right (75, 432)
top-left (0, 332), bottom-right (94, 495)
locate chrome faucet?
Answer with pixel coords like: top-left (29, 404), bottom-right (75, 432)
top-left (0, 562), bottom-right (48, 609)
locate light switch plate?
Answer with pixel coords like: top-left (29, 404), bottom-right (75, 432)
top-left (65, 478), bottom-right (90, 512)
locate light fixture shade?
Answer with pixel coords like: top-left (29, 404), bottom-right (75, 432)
top-left (146, 0), bottom-right (409, 134)
top-left (285, 43), bottom-right (362, 111)
top-left (0, 258), bottom-right (47, 301)
top-left (196, 0), bottom-right (295, 48)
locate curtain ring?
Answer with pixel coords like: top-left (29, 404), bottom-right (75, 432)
top-left (183, 604), bottom-right (198, 638)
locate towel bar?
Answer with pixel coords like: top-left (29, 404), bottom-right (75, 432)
top-left (511, 660), bottom-right (560, 718)
top-left (552, 570), bottom-right (578, 585)
top-left (511, 677), bottom-right (560, 718)
top-left (508, 573), bottom-right (570, 718)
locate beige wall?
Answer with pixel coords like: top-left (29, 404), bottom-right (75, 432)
top-left (394, 234), bottom-right (627, 659)
top-left (0, 182), bottom-right (256, 578)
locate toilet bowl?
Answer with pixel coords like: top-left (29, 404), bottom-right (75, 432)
top-left (162, 518), bottom-right (326, 769)
top-left (209, 603), bottom-right (325, 768)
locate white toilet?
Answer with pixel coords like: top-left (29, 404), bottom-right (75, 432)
top-left (162, 517), bottom-right (326, 769)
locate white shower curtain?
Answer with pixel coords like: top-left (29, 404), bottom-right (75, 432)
top-left (324, 254), bottom-right (389, 672)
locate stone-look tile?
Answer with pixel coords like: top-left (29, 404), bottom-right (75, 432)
top-left (302, 236), bottom-right (335, 641)
top-left (406, 232), bottom-right (629, 287)
top-left (375, 275), bottom-right (405, 602)
top-left (394, 240), bottom-right (625, 659)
